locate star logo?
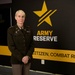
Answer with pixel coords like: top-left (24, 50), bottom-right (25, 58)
top-left (33, 1), bottom-right (57, 27)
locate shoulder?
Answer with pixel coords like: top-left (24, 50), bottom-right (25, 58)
top-left (7, 26), bottom-right (15, 33)
top-left (8, 26), bottom-right (14, 29)
top-left (26, 26), bottom-right (33, 31)
top-left (25, 26), bottom-right (33, 35)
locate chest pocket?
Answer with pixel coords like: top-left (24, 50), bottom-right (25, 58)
top-left (13, 30), bottom-right (25, 44)
top-left (25, 30), bottom-right (31, 40)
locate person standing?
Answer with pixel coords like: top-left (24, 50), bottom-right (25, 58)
top-left (7, 10), bottom-right (34, 75)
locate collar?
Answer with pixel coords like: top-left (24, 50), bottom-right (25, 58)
top-left (15, 25), bottom-right (26, 32)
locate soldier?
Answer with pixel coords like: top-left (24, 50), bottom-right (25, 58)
top-left (7, 10), bottom-right (34, 75)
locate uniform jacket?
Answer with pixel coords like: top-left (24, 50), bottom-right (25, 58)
top-left (7, 25), bottom-right (34, 64)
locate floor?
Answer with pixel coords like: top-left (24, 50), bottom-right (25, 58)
top-left (0, 65), bottom-right (63, 75)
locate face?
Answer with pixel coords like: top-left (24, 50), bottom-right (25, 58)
top-left (15, 11), bottom-right (25, 27)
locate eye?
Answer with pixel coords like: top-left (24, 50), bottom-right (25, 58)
top-left (18, 15), bottom-right (21, 17)
top-left (22, 16), bottom-right (25, 18)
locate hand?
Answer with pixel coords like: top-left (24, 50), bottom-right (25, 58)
top-left (22, 56), bottom-right (29, 64)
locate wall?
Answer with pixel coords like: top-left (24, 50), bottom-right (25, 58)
top-left (0, 0), bottom-right (12, 4)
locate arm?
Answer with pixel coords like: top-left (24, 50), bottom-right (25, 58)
top-left (26, 28), bottom-right (34, 58)
top-left (7, 28), bottom-right (23, 62)
top-left (26, 39), bottom-right (34, 58)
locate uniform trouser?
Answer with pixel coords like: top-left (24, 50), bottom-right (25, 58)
top-left (12, 63), bottom-right (31, 75)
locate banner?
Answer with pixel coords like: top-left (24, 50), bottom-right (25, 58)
top-left (7, 0), bottom-right (75, 74)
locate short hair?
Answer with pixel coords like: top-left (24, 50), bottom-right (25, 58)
top-left (15, 10), bottom-right (26, 17)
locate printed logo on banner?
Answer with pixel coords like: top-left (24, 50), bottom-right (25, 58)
top-left (33, 1), bottom-right (58, 42)
top-left (33, 1), bottom-right (57, 27)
